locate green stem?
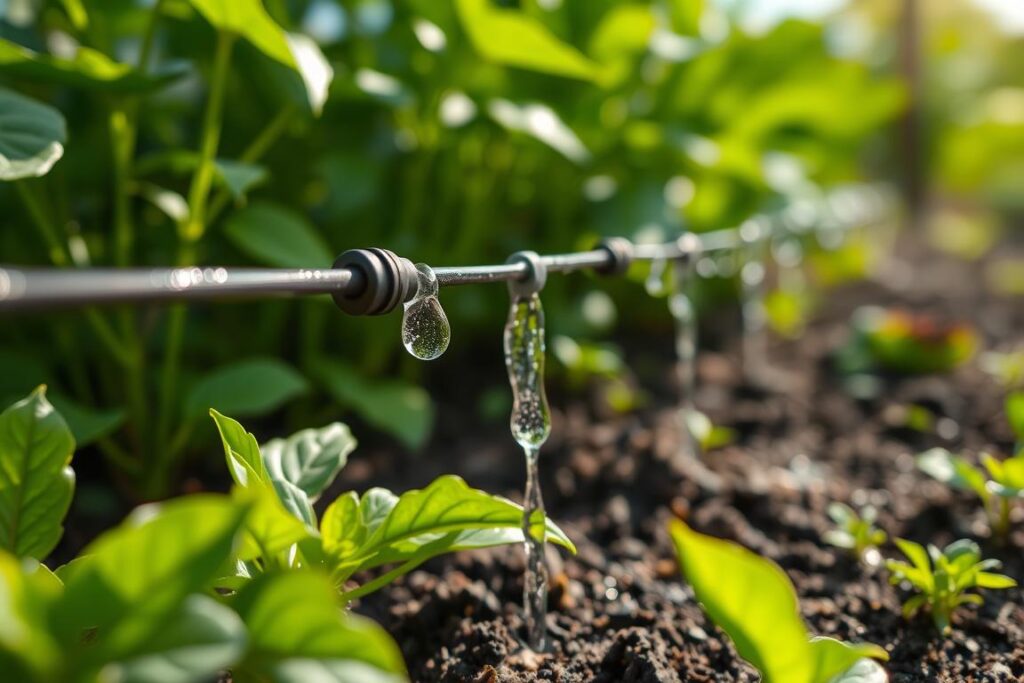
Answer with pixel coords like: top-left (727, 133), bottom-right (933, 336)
top-left (206, 105), bottom-right (293, 224)
top-left (16, 180), bottom-right (68, 266)
top-left (153, 31), bottom-right (235, 495)
top-left (338, 558), bottom-right (427, 604)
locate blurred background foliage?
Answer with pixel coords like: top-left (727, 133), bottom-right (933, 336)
top-left (0, 0), bottom-right (1019, 502)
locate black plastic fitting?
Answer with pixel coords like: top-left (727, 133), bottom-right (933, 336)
top-left (595, 237), bottom-right (634, 276)
top-left (506, 250), bottom-right (547, 298)
top-left (331, 248), bottom-right (418, 315)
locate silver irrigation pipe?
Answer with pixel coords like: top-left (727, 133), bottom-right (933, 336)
top-left (0, 185), bottom-right (891, 314)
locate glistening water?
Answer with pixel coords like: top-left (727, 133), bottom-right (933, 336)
top-left (668, 259), bottom-right (698, 457)
top-left (401, 263), bottom-right (450, 360)
top-left (503, 292), bottom-right (552, 651)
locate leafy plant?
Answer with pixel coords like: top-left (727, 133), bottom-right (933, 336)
top-left (670, 520), bottom-right (889, 683)
top-left (886, 538), bottom-right (1016, 634)
top-left (209, 410), bottom-right (576, 602)
top-left (823, 503), bottom-right (887, 566)
top-left (917, 446), bottom-right (1024, 539)
top-left (0, 391), bottom-right (407, 683)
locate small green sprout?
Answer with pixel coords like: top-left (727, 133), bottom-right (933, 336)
top-left (917, 447), bottom-right (1024, 539)
top-left (824, 503), bottom-right (887, 566)
top-left (685, 409), bottom-right (736, 453)
top-left (886, 538), bottom-right (1016, 634)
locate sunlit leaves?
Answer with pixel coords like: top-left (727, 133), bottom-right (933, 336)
top-left (184, 358), bottom-right (309, 419)
top-left (323, 475), bottom-right (576, 596)
top-left (0, 87), bottom-right (66, 180)
top-left (186, 0), bottom-right (296, 68)
top-left (455, 0), bottom-right (598, 81)
top-left (53, 495), bottom-right (249, 667)
top-left (669, 520), bottom-right (887, 683)
top-left (0, 552), bottom-right (61, 681)
top-left (231, 571), bottom-right (406, 682)
top-left (262, 423), bottom-right (356, 502)
top-left (0, 387), bottom-right (75, 560)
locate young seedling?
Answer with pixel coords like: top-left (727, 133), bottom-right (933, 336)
top-left (823, 503), bottom-right (887, 566)
top-left (849, 306), bottom-right (977, 375)
top-left (670, 520), bottom-right (889, 683)
top-left (886, 538), bottom-right (1015, 634)
top-left (917, 447), bottom-right (1024, 540)
top-left (210, 410), bottom-right (576, 602)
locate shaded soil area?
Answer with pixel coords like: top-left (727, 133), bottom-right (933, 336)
top-left (339, 240), bottom-right (1024, 683)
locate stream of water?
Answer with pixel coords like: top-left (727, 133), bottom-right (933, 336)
top-left (503, 292), bottom-right (552, 651)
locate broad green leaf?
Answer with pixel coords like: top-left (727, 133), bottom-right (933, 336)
top-left (315, 360), bottom-right (434, 450)
top-left (224, 201), bottom-right (333, 269)
top-left (0, 40), bottom-right (181, 93)
top-left (0, 87), bottom-right (66, 180)
top-left (100, 594), bottom-right (246, 683)
top-left (0, 387), bottom-right (75, 560)
top-left (454, 0), bottom-right (598, 81)
top-left (185, 358), bottom-right (309, 419)
top-left (53, 495), bottom-right (248, 658)
top-left (211, 409), bottom-right (268, 486)
top-left (588, 4), bottom-right (655, 85)
top-left (231, 571), bottom-right (406, 681)
top-left (975, 572), bottom-right (1017, 589)
top-left (271, 477), bottom-right (317, 528)
top-left (0, 552), bottom-right (62, 681)
top-left (826, 657), bottom-right (889, 683)
top-left (326, 475), bottom-right (575, 576)
top-left (48, 393), bottom-right (125, 447)
top-left (670, 520), bottom-right (885, 683)
top-left (187, 0), bottom-right (296, 68)
top-left (262, 423), bottom-right (356, 501)
top-left (215, 159), bottom-right (268, 199)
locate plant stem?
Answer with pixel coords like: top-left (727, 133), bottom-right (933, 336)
top-left (338, 557), bottom-right (427, 604)
top-left (152, 31), bottom-right (236, 495)
top-left (206, 105), bottom-right (293, 224)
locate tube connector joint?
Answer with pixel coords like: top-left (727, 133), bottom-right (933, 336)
top-left (331, 248), bottom-right (418, 315)
top-left (506, 250), bottom-right (547, 298)
top-left (595, 237), bottom-right (634, 276)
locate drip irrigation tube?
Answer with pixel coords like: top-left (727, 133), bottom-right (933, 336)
top-left (0, 186), bottom-right (891, 314)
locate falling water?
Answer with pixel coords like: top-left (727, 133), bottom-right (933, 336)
top-left (668, 258), bottom-right (698, 456)
top-left (503, 292), bottom-right (552, 651)
top-left (402, 264), bottom-right (450, 360)
top-left (740, 224), bottom-right (768, 378)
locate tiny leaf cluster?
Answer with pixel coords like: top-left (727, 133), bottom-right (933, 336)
top-left (823, 502), bottom-right (887, 565)
top-left (886, 538), bottom-right (1015, 633)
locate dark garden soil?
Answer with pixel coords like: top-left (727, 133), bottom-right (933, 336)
top-left (340, 239), bottom-right (1024, 683)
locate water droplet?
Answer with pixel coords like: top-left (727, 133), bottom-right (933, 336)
top-left (645, 257), bottom-right (668, 297)
top-left (401, 264), bottom-right (450, 360)
top-left (504, 293), bottom-right (551, 651)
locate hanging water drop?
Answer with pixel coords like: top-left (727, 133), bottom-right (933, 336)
top-left (645, 257), bottom-right (668, 297)
top-left (401, 263), bottom-right (450, 360)
top-left (504, 292), bottom-right (551, 651)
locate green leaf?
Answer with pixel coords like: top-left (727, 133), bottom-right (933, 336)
top-left (0, 387), bottom-right (75, 560)
top-left (0, 552), bottom-right (62, 681)
top-left (669, 520), bottom-right (885, 683)
top-left (325, 475), bottom-right (575, 578)
top-left (99, 594), bottom-right (246, 683)
top-left (54, 495), bottom-right (249, 667)
top-left (314, 360), bottom-right (434, 450)
top-left (59, 0), bottom-right (89, 30)
top-left (284, 33), bottom-right (334, 116)
top-left (215, 159), bottom-right (268, 200)
top-left (211, 409), bottom-right (268, 487)
top-left (975, 572), bottom-right (1017, 589)
top-left (47, 393), bottom-right (125, 447)
top-left (454, 0), bottom-right (599, 81)
top-left (224, 201), bottom-right (333, 269)
top-left (185, 358), bottom-right (309, 419)
top-left (0, 86), bottom-right (66, 180)
top-left (0, 40), bottom-right (181, 93)
top-left (233, 484), bottom-right (312, 563)
top-left (231, 571), bottom-right (406, 681)
top-left (187, 0), bottom-right (296, 68)
top-left (262, 423), bottom-right (356, 502)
